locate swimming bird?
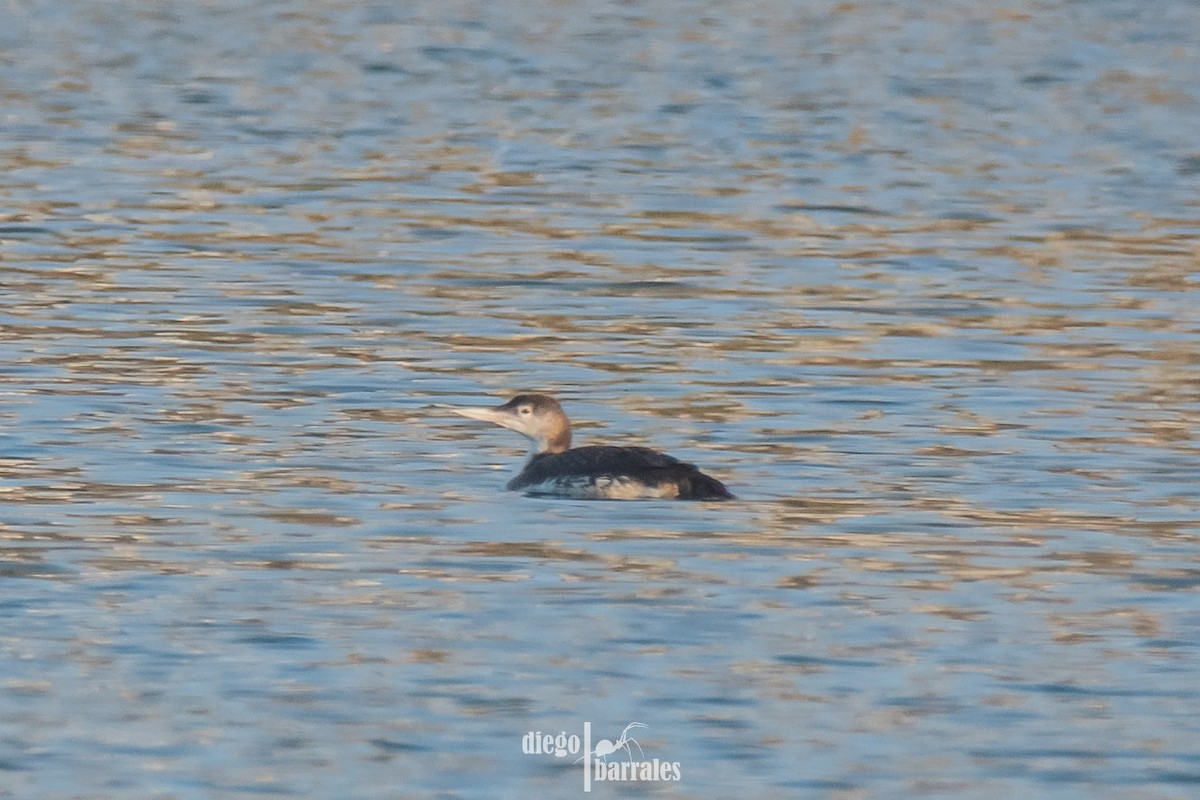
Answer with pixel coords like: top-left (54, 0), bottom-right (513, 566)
top-left (452, 394), bottom-right (733, 501)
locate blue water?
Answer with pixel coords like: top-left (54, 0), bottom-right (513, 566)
top-left (2, 1), bottom-right (1200, 798)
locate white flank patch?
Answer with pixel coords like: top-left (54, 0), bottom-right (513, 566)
top-left (524, 475), bottom-right (680, 500)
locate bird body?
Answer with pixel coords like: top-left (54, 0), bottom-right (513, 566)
top-left (452, 394), bottom-right (733, 501)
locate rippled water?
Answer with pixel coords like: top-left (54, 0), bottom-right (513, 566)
top-left (3, 1), bottom-right (1200, 797)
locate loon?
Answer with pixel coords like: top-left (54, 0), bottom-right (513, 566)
top-left (452, 394), bottom-right (734, 501)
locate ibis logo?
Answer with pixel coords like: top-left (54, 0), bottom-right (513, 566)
top-left (521, 721), bottom-right (682, 792)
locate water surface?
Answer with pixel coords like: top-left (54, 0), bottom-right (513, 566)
top-left (2, 1), bottom-right (1200, 798)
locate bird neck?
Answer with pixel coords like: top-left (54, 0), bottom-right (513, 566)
top-left (535, 420), bottom-right (571, 454)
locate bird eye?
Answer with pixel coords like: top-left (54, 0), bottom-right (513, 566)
top-left (519, 405), bottom-right (532, 416)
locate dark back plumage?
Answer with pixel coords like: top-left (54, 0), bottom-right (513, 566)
top-left (508, 445), bottom-right (734, 501)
